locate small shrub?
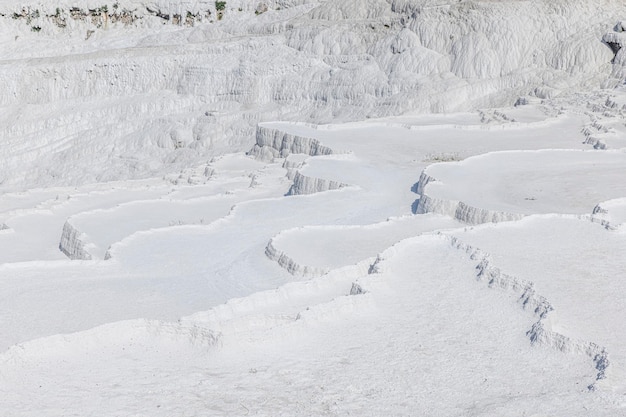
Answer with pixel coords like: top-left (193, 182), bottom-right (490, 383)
top-left (215, 1), bottom-right (226, 11)
top-left (31, 25), bottom-right (41, 32)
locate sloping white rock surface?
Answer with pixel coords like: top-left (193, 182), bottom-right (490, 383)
top-left (1, 0), bottom-right (625, 190)
top-left (3, 1), bottom-right (626, 415)
top-left (446, 215), bottom-right (626, 395)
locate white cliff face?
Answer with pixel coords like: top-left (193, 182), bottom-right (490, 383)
top-left (1, 0), bottom-right (626, 190)
top-left (414, 150), bottom-right (626, 224)
top-left (250, 124), bottom-right (335, 161)
top-left (286, 170), bottom-right (348, 195)
top-left (265, 236), bottom-right (330, 277)
top-left (59, 220), bottom-right (94, 260)
top-left (591, 198), bottom-right (626, 230)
